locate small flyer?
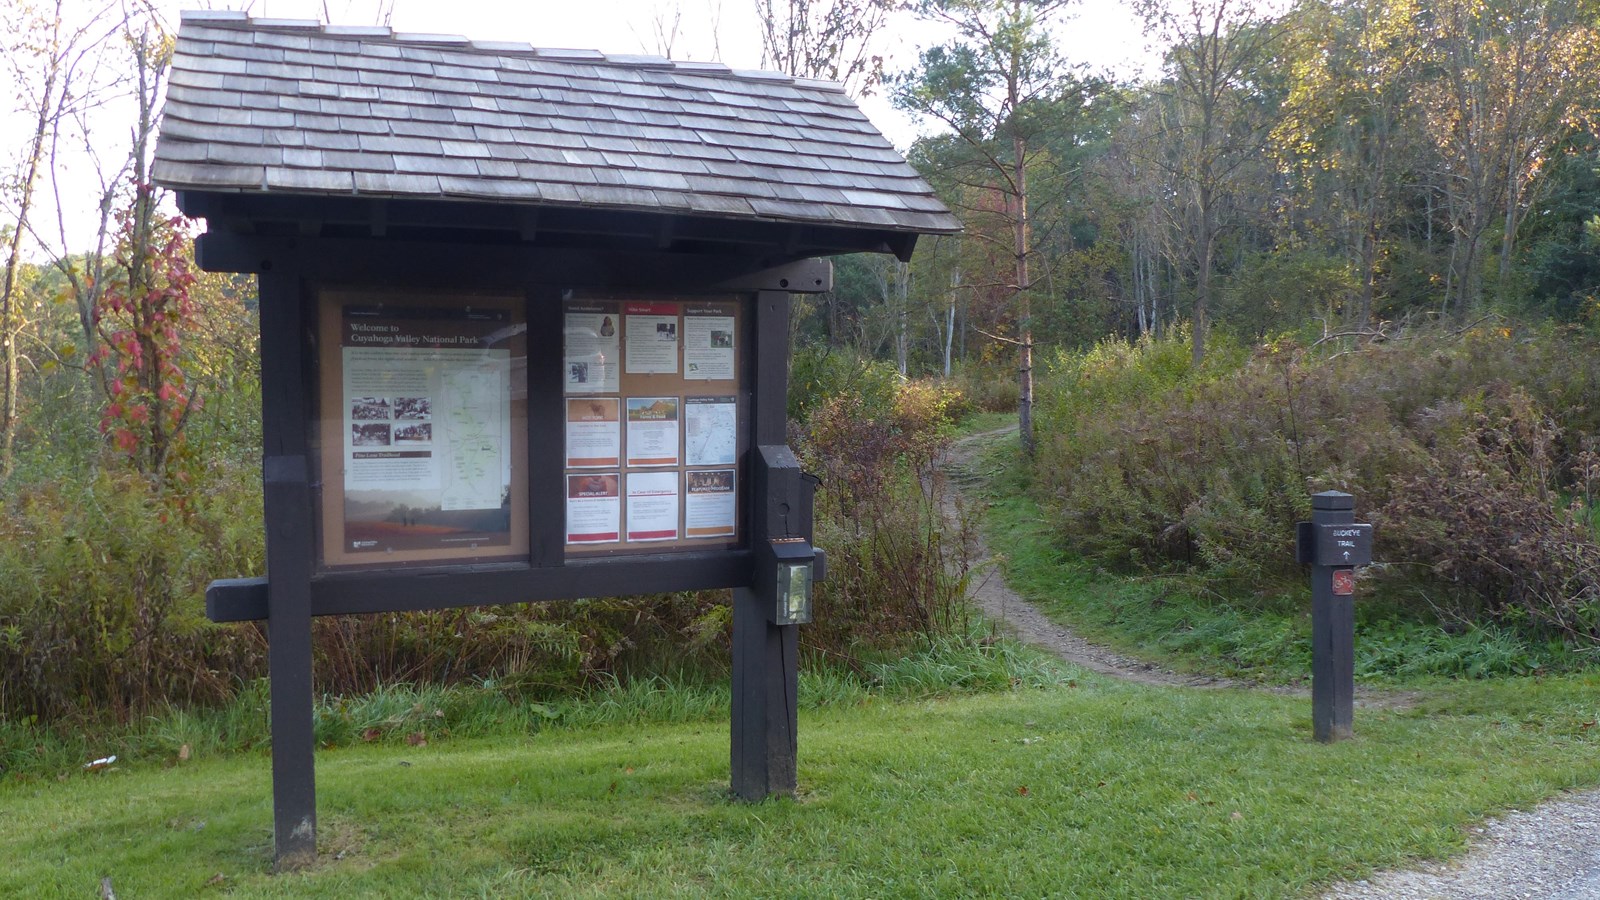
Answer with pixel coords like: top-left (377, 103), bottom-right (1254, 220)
top-left (566, 473), bottom-right (620, 544)
top-left (566, 397), bottom-right (620, 468)
top-left (564, 303), bottom-right (620, 394)
top-left (626, 471), bottom-right (680, 542)
top-left (684, 303), bottom-right (735, 381)
top-left (626, 397), bottom-right (680, 467)
top-left (685, 469), bottom-right (737, 538)
top-left (624, 301), bottom-right (679, 375)
top-left (684, 396), bottom-right (737, 466)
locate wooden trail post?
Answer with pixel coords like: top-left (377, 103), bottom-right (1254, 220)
top-left (1297, 491), bottom-right (1373, 743)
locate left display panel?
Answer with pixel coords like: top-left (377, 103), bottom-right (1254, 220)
top-left (315, 290), bottom-right (529, 568)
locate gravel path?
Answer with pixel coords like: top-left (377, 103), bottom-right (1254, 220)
top-left (940, 425), bottom-right (1600, 899)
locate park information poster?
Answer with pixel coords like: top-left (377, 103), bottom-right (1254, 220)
top-left (626, 471), bottom-right (680, 542)
top-left (564, 303), bottom-right (620, 394)
top-left (566, 474), bottom-right (621, 543)
top-left (685, 469), bottom-right (736, 538)
top-left (339, 305), bottom-right (514, 554)
top-left (626, 397), bottom-right (681, 467)
top-left (683, 303), bottom-right (736, 380)
top-left (566, 398), bottom-right (621, 468)
top-left (624, 302), bottom-right (680, 374)
top-left (684, 396), bottom-right (737, 466)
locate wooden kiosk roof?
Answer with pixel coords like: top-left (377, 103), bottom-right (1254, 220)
top-left (153, 11), bottom-right (959, 260)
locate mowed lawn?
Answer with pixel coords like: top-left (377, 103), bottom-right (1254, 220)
top-left (5, 673), bottom-right (1600, 898)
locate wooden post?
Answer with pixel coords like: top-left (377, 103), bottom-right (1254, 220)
top-left (1310, 491), bottom-right (1355, 743)
top-left (258, 263), bottom-right (318, 867)
top-left (731, 290), bottom-right (801, 799)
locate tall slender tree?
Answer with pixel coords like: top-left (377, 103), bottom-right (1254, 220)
top-left (894, 0), bottom-right (1075, 455)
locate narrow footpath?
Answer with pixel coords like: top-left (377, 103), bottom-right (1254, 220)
top-left (939, 425), bottom-right (1600, 900)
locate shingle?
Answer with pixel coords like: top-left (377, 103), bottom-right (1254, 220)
top-left (322, 150), bottom-right (391, 170)
top-left (354, 172), bottom-right (442, 194)
top-left (438, 140), bottom-right (492, 159)
top-left (337, 116), bottom-right (391, 135)
top-left (282, 148), bottom-right (323, 167)
top-left (514, 162), bottom-right (598, 185)
top-left (438, 176), bottom-right (542, 200)
top-left (474, 159), bottom-right (520, 178)
top-left (154, 160), bottom-right (265, 189)
top-left (394, 154), bottom-right (479, 176)
top-left (249, 110), bottom-right (297, 128)
top-left (360, 134), bottom-right (444, 154)
top-left (155, 140), bottom-right (208, 162)
top-left (574, 184), bottom-right (659, 208)
top-left (395, 120), bottom-right (477, 141)
top-left (208, 143), bottom-right (283, 166)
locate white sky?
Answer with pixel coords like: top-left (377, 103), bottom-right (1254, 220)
top-left (7, 0), bottom-right (1156, 256)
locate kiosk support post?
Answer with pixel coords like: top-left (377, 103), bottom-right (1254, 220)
top-left (259, 264), bottom-right (317, 867)
top-left (1310, 491), bottom-right (1356, 743)
top-left (731, 290), bottom-right (802, 800)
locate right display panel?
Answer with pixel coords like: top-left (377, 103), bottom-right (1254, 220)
top-left (561, 295), bottom-right (747, 554)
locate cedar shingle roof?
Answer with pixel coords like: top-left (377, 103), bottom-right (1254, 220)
top-left (152, 11), bottom-right (960, 238)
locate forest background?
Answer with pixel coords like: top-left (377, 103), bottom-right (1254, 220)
top-left (1, 0), bottom-right (1599, 736)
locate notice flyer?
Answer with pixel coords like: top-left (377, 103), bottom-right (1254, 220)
top-left (626, 471), bottom-right (680, 542)
top-left (624, 301), bottom-right (679, 374)
top-left (564, 303), bottom-right (620, 394)
top-left (566, 473), bottom-right (621, 544)
top-left (684, 396), bottom-right (738, 466)
top-left (626, 397), bottom-right (680, 467)
top-left (683, 304), bottom-right (736, 381)
top-left (340, 305), bottom-right (515, 554)
top-left (566, 398), bottom-right (621, 468)
top-left (685, 469), bottom-right (737, 538)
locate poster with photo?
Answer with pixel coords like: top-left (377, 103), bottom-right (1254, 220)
top-left (626, 471), bottom-right (680, 542)
top-left (624, 301), bottom-right (679, 374)
top-left (685, 469), bottom-right (737, 538)
top-left (684, 396), bottom-right (737, 466)
top-left (683, 303), bottom-right (735, 381)
top-left (566, 398), bottom-right (620, 468)
top-left (564, 303), bottom-right (620, 394)
top-left (626, 397), bottom-right (680, 467)
top-left (337, 305), bottom-right (516, 556)
top-left (566, 473), bottom-right (620, 544)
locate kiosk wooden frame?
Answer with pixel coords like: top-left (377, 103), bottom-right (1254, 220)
top-left (154, 12), bottom-right (959, 867)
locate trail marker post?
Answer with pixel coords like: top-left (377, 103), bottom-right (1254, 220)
top-left (1296, 491), bottom-right (1372, 743)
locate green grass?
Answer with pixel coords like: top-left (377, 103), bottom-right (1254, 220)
top-left (0, 636), bottom-right (1069, 784)
top-left (6, 670), bottom-right (1600, 897)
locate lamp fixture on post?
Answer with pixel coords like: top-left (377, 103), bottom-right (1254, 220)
top-left (768, 538), bottom-right (815, 626)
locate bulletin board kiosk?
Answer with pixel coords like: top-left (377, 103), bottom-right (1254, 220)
top-left (153, 12), bottom-right (959, 867)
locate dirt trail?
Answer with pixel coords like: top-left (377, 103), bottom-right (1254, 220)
top-left (939, 425), bottom-right (1408, 708)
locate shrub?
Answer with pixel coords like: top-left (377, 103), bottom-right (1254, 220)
top-left (1031, 325), bottom-right (1600, 642)
top-left (794, 376), bottom-right (972, 660)
top-left (0, 464), bottom-right (265, 722)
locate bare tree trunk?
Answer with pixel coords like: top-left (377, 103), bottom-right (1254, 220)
top-left (0, 1), bottom-right (67, 480)
top-left (1011, 59), bottom-right (1034, 457)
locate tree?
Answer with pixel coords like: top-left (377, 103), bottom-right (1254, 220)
top-left (1274, 0), bottom-right (1426, 329)
top-left (1415, 0), bottom-right (1600, 313)
top-left (755, 0), bottom-right (893, 92)
top-left (894, 0), bottom-right (1076, 455)
top-left (1132, 0), bottom-right (1285, 366)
